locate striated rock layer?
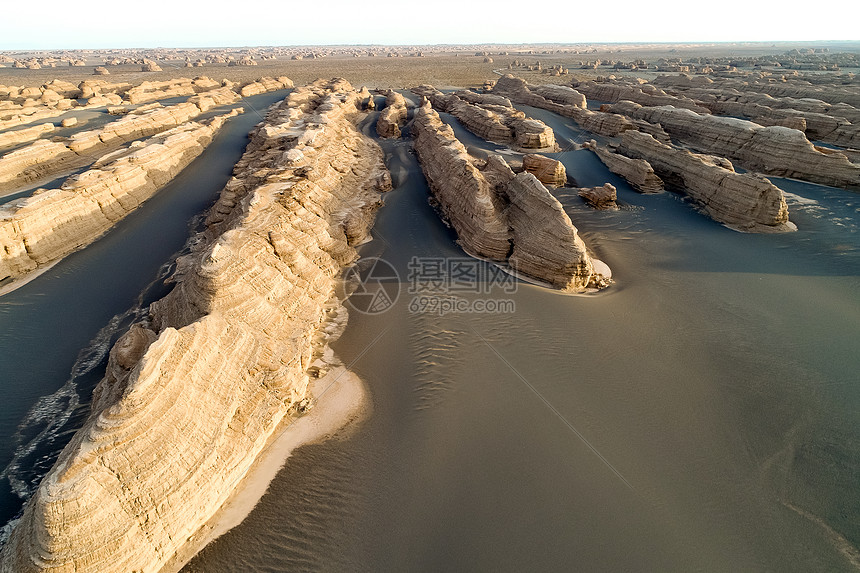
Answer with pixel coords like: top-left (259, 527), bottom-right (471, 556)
top-left (412, 101), bottom-right (604, 291)
top-left (522, 153), bottom-right (566, 187)
top-left (617, 131), bottom-right (794, 232)
top-left (413, 85), bottom-right (557, 149)
top-left (0, 79), bottom-right (390, 572)
top-left (585, 140), bottom-right (664, 193)
top-left (0, 109), bottom-right (241, 282)
top-left (609, 103), bottom-right (860, 189)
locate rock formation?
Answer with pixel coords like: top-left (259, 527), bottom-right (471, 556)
top-left (522, 153), bottom-right (566, 187)
top-left (584, 140), bottom-right (664, 193)
top-left (491, 75), bottom-right (636, 137)
top-left (572, 80), bottom-right (710, 113)
top-left (0, 123), bottom-right (55, 148)
top-left (0, 109), bottom-right (240, 282)
top-left (376, 90), bottom-right (408, 138)
top-left (413, 85), bottom-right (556, 150)
top-left (412, 101), bottom-right (604, 291)
top-left (237, 76), bottom-right (293, 97)
top-left (0, 78), bottom-right (390, 572)
top-left (609, 103), bottom-right (860, 189)
top-left (617, 131), bottom-right (794, 232)
top-left (578, 183), bottom-right (618, 209)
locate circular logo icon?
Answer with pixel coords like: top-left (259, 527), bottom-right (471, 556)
top-left (343, 257), bottom-right (400, 315)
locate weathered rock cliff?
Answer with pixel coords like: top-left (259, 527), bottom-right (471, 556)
top-left (617, 130), bottom-right (794, 232)
top-left (522, 153), bottom-right (566, 187)
top-left (0, 78), bottom-right (390, 572)
top-left (412, 101), bottom-right (603, 291)
top-left (0, 110), bottom-right (240, 282)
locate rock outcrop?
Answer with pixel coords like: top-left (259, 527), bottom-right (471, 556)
top-left (584, 140), bottom-right (664, 193)
top-left (578, 183), bottom-right (618, 209)
top-left (413, 85), bottom-right (557, 150)
top-left (376, 90), bottom-right (408, 138)
top-left (617, 131), bottom-right (794, 232)
top-left (0, 79), bottom-right (390, 572)
top-left (610, 103), bottom-right (860, 189)
top-left (572, 80), bottom-right (710, 113)
top-left (522, 153), bottom-right (566, 187)
top-left (491, 75), bottom-right (636, 137)
top-left (0, 123), bottom-right (55, 149)
top-left (237, 76), bottom-right (294, 97)
top-left (412, 101), bottom-right (604, 291)
top-left (0, 110), bottom-right (240, 282)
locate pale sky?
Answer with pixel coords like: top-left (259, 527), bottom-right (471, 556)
top-left (1, 0), bottom-right (857, 50)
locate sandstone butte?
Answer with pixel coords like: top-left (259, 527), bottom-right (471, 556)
top-left (412, 100), bottom-right (607, 291)
top-left (584, 140), bottom-right (664, 193)
top-left (0, 109), bottom-right (241, 284)
top-left (609, 102), bottom-right (860, 189)
top-left (411, 85), bottom-right (557, 150)
top-left (0, 78), bottom-right (391, 573)
top-left (376, 89), bottom-right (409, 138)
top-left (617, 130), bottom-right (795, 232)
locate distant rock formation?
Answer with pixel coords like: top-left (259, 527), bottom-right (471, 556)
top-left (412, 101), bottom-right (605, 291)
top-left (522, 153), bottom-right (566, 187)
top-left (617, 131), bottom-right (794, 232)
top-left (0, 110), bottom-right (240, 283)
top-left (413, 85), bottom-right (557, 150)
top-left (578, 183), bottom-right (618, 209)
top-left (610, 103), bottom-right (860, 189)
top-left (572, 80), bottom-right (710, 113)
top-left (237, 76), bottom-right (293, 97)
top-left (376, 90), bottom-right (408, 138)
top-left (491, 75), bottom-right (636, 137)
top-left (0, 79), bottom-right (390, 572)
top-left (584, 140), bottom-right (664, 193)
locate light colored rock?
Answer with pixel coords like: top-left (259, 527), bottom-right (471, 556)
top-left (617, 130), bottom-right (794, 232)
top-left (376, 89), bottom-right (408, 138)
top-left (414, 85), bottom-right (556, 150)
top-left (93, 66), bottom-right (110, 75)
top-left (412, 102), bottom-right (604, 291)
top-left (492, 75), bottom-right (635, 137)
top-left (612, 103), bottom-right (860, 189)
top-left (0, 123), bottom-right (55, 148)
top-left (237, 76), bottom-right (293, 97)
top-left (586, 140), bottom-right (664, 193)
top-left (573, 80), bottom-right (710, 112)
top-left (578, 183), bottom-right (618, 209)
top-left (0, 110), bottom-right (239, 282)
top-left (522, 153), bottom-right (566, 187)
top-left (60, 117), bottom-right (77, 128)
top-left (0, 79), bottom-right (390, 573)
top-left (141, 61), bottom-right (162, 72)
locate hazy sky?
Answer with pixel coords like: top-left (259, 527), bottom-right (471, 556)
top-left (2, 0), bottom-right (857, 50)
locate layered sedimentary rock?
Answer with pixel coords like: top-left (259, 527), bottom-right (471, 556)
top-left (0, 123), bottom-right (55, 148)
top-left (124, 77), bottom-right (222, 104)
top-left (492, 75), bottom-right (636, 137)
top-left (413, 85), bottom-right (556, 149)
top-left (585, 140), bottom-right (664, 193)
top-left (1, 78), bottom-right (390, 572)
top-left (578, 183), bottom-right (618, 209)
top-left (237, 76), bottom-right (294, 97)
top-left (376, 89), bottom-right (408, 138)
top-left (617, 130), bottom-right (793, 232)
top-left (522, 153), bottom-right (566, 187)
top-left (0, 110), bottom-right (240, 282)
top-left (572, 80), bottom-right (710, 113)
top-left (610, 103), bottom-right (860, 189)
top-left (412, 101), bottom-right (603, 291)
